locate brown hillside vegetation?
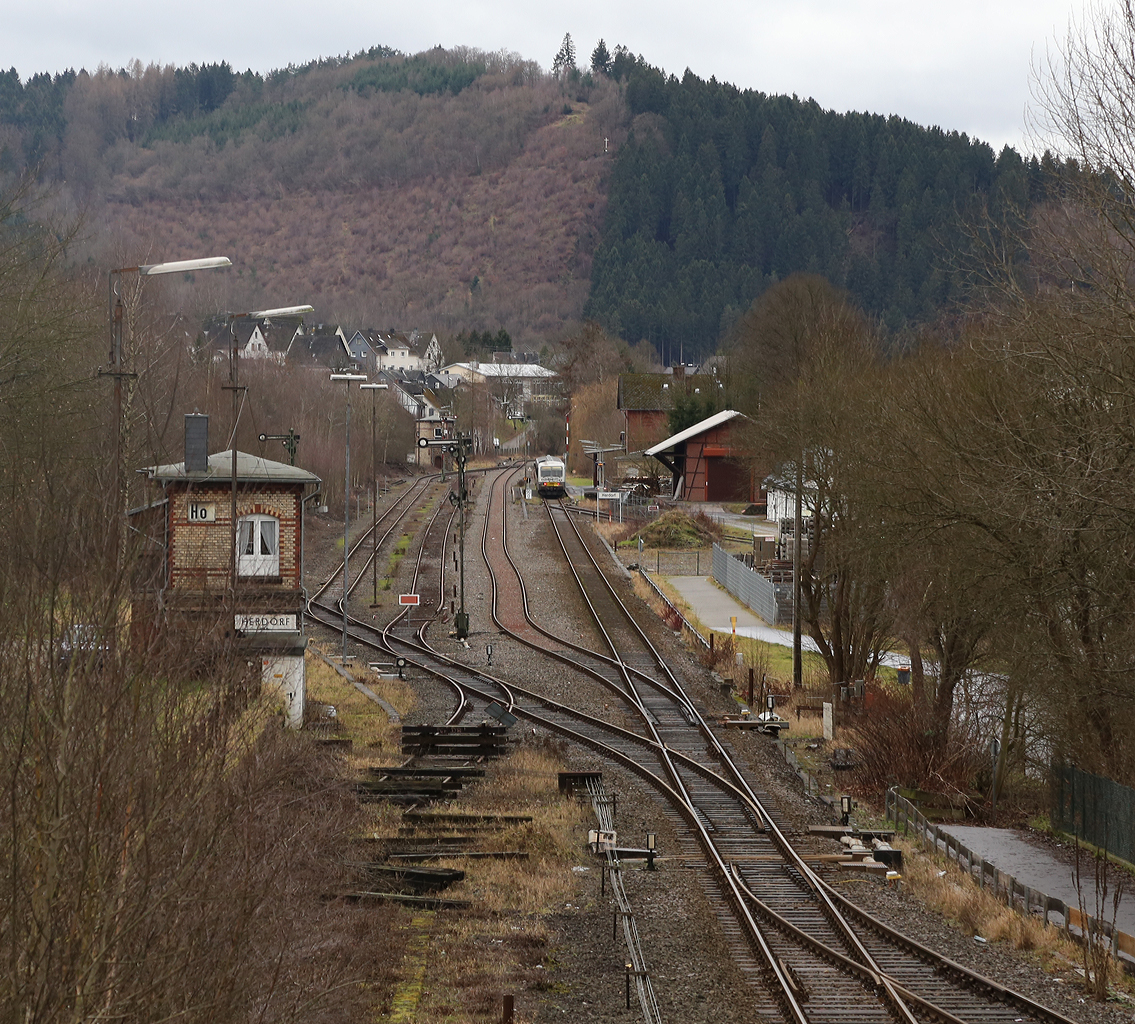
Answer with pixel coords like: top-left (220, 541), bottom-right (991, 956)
top-left (66, 51), bottom-right (628, 343)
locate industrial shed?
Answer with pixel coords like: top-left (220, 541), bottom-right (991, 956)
top-left (644, 409), bottom-right (759, 503)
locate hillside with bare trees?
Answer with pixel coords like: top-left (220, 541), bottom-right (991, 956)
top-left (4, 47), bottom-right (626, 345)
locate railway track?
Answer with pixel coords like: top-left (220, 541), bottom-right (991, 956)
top-left (305, 465), bottom-right (1080, 1024)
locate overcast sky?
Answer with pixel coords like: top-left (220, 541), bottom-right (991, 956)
top-left (4, 0), bottom-right (1090, 155)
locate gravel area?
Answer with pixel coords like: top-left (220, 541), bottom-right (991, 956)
top-left (305, 472), bottom-right (1134, 1023)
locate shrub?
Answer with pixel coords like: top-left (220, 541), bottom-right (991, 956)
top-left (847, 687), bottom-right (984, 799)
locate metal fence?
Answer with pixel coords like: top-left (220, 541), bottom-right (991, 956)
top-left (638, 570), bottom-right (711, 652)
top-left (644, 550), bottom-right (709, 575)
top-left (711, 543), bottom-right (778, 625)
top-left (886, 787), bottom-right (1135, 967)
top-left (1052, 764), bottom-right (1135, 865)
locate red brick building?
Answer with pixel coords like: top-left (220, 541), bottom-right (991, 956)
top-left (617, 370), bottom-right (721, 454)
top-left (645, 409), bottom-right (760, 503)
top-left (132, 414), bottom-right (320, 726)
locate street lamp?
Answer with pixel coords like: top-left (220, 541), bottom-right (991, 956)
top-left (105, 256), bottom-right (231, 552)
top-left (331, 372), bottom-right (368, 663)
top-left (360, 382), bottom-right (389, 605)
top-left (226, 304), bottom-right (315, 598)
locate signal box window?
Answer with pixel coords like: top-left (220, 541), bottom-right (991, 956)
top-left (237, 515), bottom-right (279, 576)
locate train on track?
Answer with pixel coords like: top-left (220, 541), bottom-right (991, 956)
top-left (533, 455), bottom-right (566, 498)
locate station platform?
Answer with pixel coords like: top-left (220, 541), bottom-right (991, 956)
top-left (662, 572), bottom-right (1135, 948)
top-left (663, 574), bottom-right (819, 652)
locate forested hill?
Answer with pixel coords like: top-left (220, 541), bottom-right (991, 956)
top-left (585, 59), bottom-right (1051, 356)
top-left (0, 46), bottom-right (1053, 353)
top-left (0, 49), bottom-right (622, 346)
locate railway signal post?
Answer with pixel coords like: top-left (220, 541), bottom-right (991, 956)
top-left (419, 433), bottom-right (475, 639)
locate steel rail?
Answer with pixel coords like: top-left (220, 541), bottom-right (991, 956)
top-left (306, 467), bottom-right (1078, 1024)
top-left (545, 498), bottom-right (1080, 1024)
top-left (546, 502), bottom-right (916, 983)
top-left (538, 499), bottom-right (927, 1022)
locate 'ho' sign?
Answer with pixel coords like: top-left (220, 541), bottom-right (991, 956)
top-left (188, 501), bottom-right (216, 523)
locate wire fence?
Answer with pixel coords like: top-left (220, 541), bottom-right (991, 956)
top-left (885, 787), bottom-right (1135, 968)
top-left (1052, 764), bottom-right (1135, 866)
top-left (636, 569), bottom-right (711, 650)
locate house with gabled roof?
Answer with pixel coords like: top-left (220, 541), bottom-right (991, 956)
top-left (377, 369), bottom-right (453, 465)
top-left (370, 329), bottom-right (443, 374)
top-left (346, 329), bottom-right (387, 374)
top-left (645, 409), bottom-right (760, 503)
top-left (258, 317), bottom-right (305, 360)
top-left (195, 317), bottom-right (305, 366)
top-left (292, 324), bottom-right (352, 369)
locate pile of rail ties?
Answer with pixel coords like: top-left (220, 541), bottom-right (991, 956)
top-left (345, 723), bottom-right (526, 910)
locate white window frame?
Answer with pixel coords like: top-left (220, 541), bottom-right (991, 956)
top-left (237, 514), bottom-right (280, 577)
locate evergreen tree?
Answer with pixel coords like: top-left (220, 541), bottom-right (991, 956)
top-left (585, 56), bottom-right (1050, 361)
top-left (552, 34), bottom-right (576, 77)
top-left (590, 39), bottom-right (611, 75)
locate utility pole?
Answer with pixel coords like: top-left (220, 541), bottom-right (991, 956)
top-left (793, 455), bottom-right (803, 691)
top-left (452, 434), bottom-right (472, 639)
top-left (331, 372), bottom-right (368, 663)
top-left (104, 257), bottom-right (231, 565)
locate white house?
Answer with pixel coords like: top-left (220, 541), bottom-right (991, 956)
top-left (442, 361), bottom-right (560, 417)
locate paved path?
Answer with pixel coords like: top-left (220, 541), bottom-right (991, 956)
top-left (664, 571), bottom-right (1135, 945)
top-left (666, 571), bottom-right (1135, 942)
top-left (941, 825), bottom-right (1135, 938)
top-left (664, 573), bottom-right (906, 668)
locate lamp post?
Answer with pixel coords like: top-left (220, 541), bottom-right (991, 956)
top-left (226, 304), bottom-right (314, 600)
top-left (360, 381), bottom-right (389, 605)
top-left (331, 372), bottom-right (368, 662)
top-left (105, 256), bottom-right (231, 555)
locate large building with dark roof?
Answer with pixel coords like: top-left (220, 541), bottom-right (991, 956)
top-left (617, 369), bottom-right (721, 454)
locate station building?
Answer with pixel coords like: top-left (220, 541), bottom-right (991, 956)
top-left (131, 414), bottom-right (320, 727)
top-left (645, 409), bottom-right (762, 504)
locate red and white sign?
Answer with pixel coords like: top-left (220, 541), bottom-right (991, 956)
top-left (398, 594), bottom-right (420, 606)
top-left (647, 505), bottom-right (661, 512)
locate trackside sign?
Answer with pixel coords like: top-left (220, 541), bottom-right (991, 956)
top-left (235, 613), bottom-right (297, 632)
top-left (399, 594), bottom-right (420, 606)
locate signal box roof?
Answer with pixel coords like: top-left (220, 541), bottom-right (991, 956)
top-left (141, 450), bottom-right (321, 486)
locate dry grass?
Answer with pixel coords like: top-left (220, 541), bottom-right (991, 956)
top-left (304, 648), bottom-right (411, 762)
top-left (364, 741), bottom-right (589, 1022)
top-left (892, 836), bottom-right (1133, 995)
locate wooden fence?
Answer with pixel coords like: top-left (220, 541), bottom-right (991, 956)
top-left (884, 787), bottom-right (1135, 969)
